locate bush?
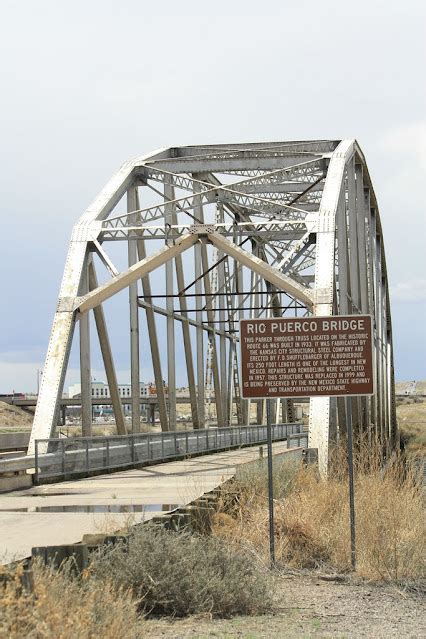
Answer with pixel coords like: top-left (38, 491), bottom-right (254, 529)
top-left (0, 560), bottom-right (141, 639)
top-left (90, 525), bottom-right (272, 617)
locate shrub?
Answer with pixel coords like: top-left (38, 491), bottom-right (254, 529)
top-left (0, 560), bottom-right (141, 639)
top-left (90, 525), bottom-right (272, 617)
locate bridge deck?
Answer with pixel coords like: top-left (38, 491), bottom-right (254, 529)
top-left (0, 441), bottom-right (302, 565)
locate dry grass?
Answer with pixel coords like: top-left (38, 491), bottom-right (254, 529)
top-left (213, 447), bottom-right (425, 582)
top-left (397, 397), bottom-right (426, 454)
top-left (0, 560), bottom-right (142, 639)
top-left (64, 422), bottom-right (153, 437)
top-left (0, 401), bottom-right (33, 428)
top-left (0, 528), bottom-right (272, 634)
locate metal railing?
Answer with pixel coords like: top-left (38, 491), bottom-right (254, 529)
top-left (34, 423), bottom-right (307, 484)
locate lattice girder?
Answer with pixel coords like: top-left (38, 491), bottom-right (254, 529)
top-left (28, 140), bottom-right (396, 476)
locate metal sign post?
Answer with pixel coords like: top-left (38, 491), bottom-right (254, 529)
top-left (345, 396), bottom-right (356, 569)
top-left (266, 398), bottom-right (276, 566)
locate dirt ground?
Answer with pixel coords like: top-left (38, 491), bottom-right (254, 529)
top-left (0, 401), bottom-right (33, 429)
top-left (396, 381), bottom-right (426, 395)
top-left (144, 573), bottom-right (425, 638)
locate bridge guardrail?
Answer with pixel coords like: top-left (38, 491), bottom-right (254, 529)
top-left (34, 423), bottom-right (307, 484)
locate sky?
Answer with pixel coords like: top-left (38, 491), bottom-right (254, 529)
top-left (0, 0), bottom-right (425, 392)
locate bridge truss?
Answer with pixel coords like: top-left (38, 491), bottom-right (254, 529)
top-left (28, 140), bottom-right (397, 472)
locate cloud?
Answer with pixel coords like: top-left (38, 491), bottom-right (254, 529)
top-left (0, 362), bottom-right (42, 394)
top-left (0, 353), bottom-right (159, 395)
top-left (380, 120), bottom-right (426, 175)
top-left (0, 362), bottom-right (137, 395)
top-left (391, 279), bottom-right (426, 303)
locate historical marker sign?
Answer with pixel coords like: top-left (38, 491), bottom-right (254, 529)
top-left (240, 315), bottom-right (374, 399)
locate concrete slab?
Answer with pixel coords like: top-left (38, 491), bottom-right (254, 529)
top-left (0, 442), bottom-right (302, 564)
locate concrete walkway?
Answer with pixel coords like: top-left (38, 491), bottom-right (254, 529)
top-left (0, 442), bottom-right (302, 564)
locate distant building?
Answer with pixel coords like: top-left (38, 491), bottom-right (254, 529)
top-left (68, 381), bottom-right (150, 400)
top-left (68, 381), bottom-right (151, 418)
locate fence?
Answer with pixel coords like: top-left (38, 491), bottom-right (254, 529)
top-left (34, 423), bottom-right (307, 484)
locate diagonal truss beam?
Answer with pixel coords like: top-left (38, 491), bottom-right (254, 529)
top-left (207, 232), bottom-right (313, 308)
top-left (77, 234), bottom-right (199, 314)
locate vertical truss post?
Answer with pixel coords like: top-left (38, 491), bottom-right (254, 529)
top-left (231, 226), bottom-right (243, 425)
top-left (247, 269), bottom-right (255, 423)
top-left (370, 209), bottom-right (381, 441)
top-left (347, 161), bottom-right (362, 435)
top-left (164, 178), bottom-right (176, 430)
top-left (381, 274), bottom-right (389, 445)
top-left (79, 254), bottom-right (92, 437)
top-left (193, 187), bottom-right (205, 428)
top-left (88, 261), bottom-right (126, 435)
top-left (336, 189), bottom-right (350, 437)
top-left (217, 203), bottom-right (228, 424)
top-left (137, 235), bottom-right (169, 431)
top-left (226, 269), bottom-right (235, 426)
top-left (386, 337), bottom-right (392, 445)
top-left (365, 194), bottom-right (377, 440)
top-left (128, 185), bottom-right (141, 433)
top-left (227, 339), bottom-right (234, 425)
top-left (175, 259), bottom-right (200, 427)
top-left (356, 166), bottom-right (369, 314)
top-left (236, 225), bottom-right (248, 425)
top-left (374, 226), bottom-right (384, 444)
top-left (218, 230), bottom-right (241, 426)
top-left (348, 160), bottom-right (361, 309)
top-left (280, 399), bottom-right (287, 423)
top-left (251, 246), bottom-right (263, 425)
top-left (201, 245), bottom-right (224, 427)
top-left (387, 335), bottom-right (396, 448)
top-left (356, 164), bottom-right (370, 434)
top-left (167, 185), bottom-right (199, 429)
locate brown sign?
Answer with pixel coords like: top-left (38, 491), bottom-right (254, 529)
top-left (240, 315), bottom-right (374, 399)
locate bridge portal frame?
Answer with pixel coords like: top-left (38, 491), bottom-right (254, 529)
top-left (28, 140), bottom-right (397, 474)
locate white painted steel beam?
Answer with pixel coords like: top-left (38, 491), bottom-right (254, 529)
top-left (207, 232), bottom-right (313, 308)
top-left (88, 262), bottom-right (126, 436)
top-left (137, 235), bottom-right (169, 432)
top-left (308, 139), bottom-right (355, 474)
top-left (79, 257), bottom-right (92, 437)
top-left (165, 179), bottom-right (177, 431)
top-left (235, 182), bottom-right (325, 194)
top-left (77, 234), bottom-right (199, 314)
top-left (145, 154), bottom-right (321, 174)
top-left (128, 185), bottom-right (141, 433)
top-left (193, 186), bottom-right (205, 429)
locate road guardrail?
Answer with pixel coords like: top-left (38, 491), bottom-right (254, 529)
top-left (33, 423), bottom-right (306, 484)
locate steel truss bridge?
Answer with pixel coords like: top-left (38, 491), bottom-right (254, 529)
top-left (28, 140), bottom-right (397, 473)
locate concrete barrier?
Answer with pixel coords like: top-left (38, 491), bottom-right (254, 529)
top-left (0, 432), bottom-right (30, 452)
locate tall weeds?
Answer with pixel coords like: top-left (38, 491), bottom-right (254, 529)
top-left (0, 560), bottom-right (141, 639)
top-left (214, 446), bottom-right (425, 581)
